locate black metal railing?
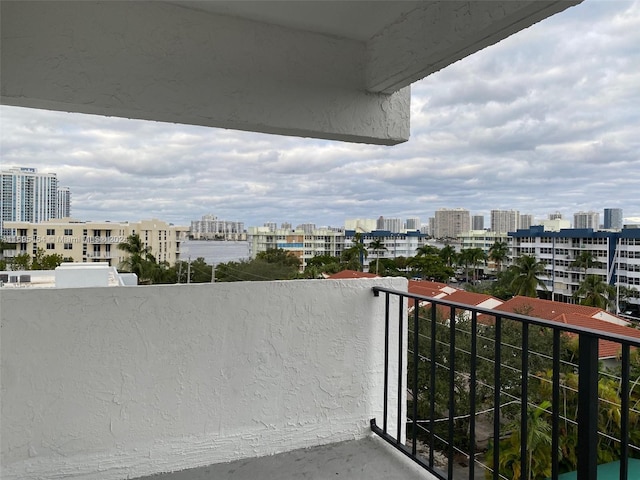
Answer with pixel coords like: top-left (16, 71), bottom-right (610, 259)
top-left (371, 286), bottom-right (640, 480)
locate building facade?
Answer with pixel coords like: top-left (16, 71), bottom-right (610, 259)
top-left (247, 226), bottom-right (344, 269)
top-left (1, 167), bottom-right (58, 235)
top-left (491, 209), bottom-right (520, 233)
top-left (344, 230), bottom-right (431, 271)
top-left (434, 208), bottom-right (470, 240)
top-left (190, 214), bottom-right (245, 240)
top-left (57, 187), bottom-right (71, 219)
top-left (509, 226), bottom-right (640, 312)
top-left (573, 211), bottom-right (600, 229)
top-left (3, 218), bottom-right (189, 268)
top-left (472, 215), bottom-right (485, 231)
top-left (519, 214), bottom-right (534, 230)
top-left (604, 208), bottom-right (623, 230)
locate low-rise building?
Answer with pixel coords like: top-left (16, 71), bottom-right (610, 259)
top-left (344, 230), bottom-right (431, 271)
top-left (247, 226), bottom-right (344, 269)
top-left (3, 218), bottom-right (189, 268)
top-left (509, 226), bottom-right (640, 313)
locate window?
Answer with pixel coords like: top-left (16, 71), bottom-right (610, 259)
top-left (46, 229), bottom-right (55, 235)
top-left (46, 243), bottom-right (55, 250)
top-left (64, 243), bottom-right (73, 250)
top-left (64, 228), bottom-right (73, 235)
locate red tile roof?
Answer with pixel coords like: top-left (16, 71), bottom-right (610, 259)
top-left (495, 296), bottom-right (605, 320)
top-left (445, 290), bottom-right (498, 307)
top-left (495, 297), bottom-right (640, 359)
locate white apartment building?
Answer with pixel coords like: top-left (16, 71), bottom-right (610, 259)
top-left (405, 217), bottom-right (421, 231)
top-left (491, 209), bottom-right (520, 233)
top-left (574, 211), bottom-right (600, 229)
top-left (434, 208), bottom-right (470, 240)
top-left (1, 166), bottom-right (58, 235)
top-left (458, 230), bottom-right (509, 270)
top-left (57, 187), bottom-right (71, 218)
top-left (344, 218), bottom-right (377, 233)
top-left (190, 214), bottom-right (245, 240)
top-left (3, 218), bottom-right (189, 268)
top-left (509, 226), bottom-right (640, 313)
top-left (519, 214), bottom-right (534, 230)
top-left (247, 226), bottom-right (344, 269)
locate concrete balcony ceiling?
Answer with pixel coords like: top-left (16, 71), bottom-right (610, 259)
top-left (0, 1), bottom-right (580, 145)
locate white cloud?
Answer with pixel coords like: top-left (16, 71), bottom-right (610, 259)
top-left (1, 0), bottom-right (639, 227)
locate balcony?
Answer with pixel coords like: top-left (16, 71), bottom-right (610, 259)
top-left (2, 278), bottom-right (638, 480)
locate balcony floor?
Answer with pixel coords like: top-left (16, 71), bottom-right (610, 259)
top-left (132, 435), bottom-right (436, 480)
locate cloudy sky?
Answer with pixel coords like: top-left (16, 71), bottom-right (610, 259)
top-left (1, 0), bottom-right (639, 229)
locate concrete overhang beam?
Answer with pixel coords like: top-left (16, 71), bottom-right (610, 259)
top-left (0, 1), bottom-right (581, 145)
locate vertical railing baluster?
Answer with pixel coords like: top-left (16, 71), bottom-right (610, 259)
top-left (621, 344), bottom-right (630, 480)
top-left (412, 296), bottom-right (419, 456)
top-left (520, 322), bottom-right (529, 480)
top-left (448, 306), bottom-right (456, 480)
top-left (469, 310), bottom-right (478, 480)
top-left (383, 292), bottom-right (390, 434)
top-left (429, 302), bottom-right (437, 469)
top-left (397, 295), bottom-right (404, 444)
top-left (552, 329), bottom-right (560, 480)
top-left (493, 316), bottom-right (502, 480)
top-left (577, 334), bottom-right (599, 480)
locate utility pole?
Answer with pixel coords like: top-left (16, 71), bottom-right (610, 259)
top-left (187, 256), bottom-right (191, 284)
top-left (212, 264), bottom-right (215, 283)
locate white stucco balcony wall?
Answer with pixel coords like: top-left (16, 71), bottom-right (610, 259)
top-left (0, 277), bottom-right (407, 480)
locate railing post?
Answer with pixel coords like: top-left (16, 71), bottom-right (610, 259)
top-left (578, 334), bottom-right (599, 480)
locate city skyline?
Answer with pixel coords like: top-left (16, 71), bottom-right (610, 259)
top-left (1, 0), bottom-right (638, 228)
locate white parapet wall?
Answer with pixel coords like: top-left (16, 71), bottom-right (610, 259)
top-left (0, 277), bottom-right (407, 480)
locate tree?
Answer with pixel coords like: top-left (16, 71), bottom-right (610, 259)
top-left (574, 275), bottom-right (616, 311)
top-left (415, 245), bottom-right (440, 257)
top-left (368, 238), bottom-right (387, 275)
top-left (31, 248), bottom-right (64, 270)
top-left (439, 244), bottom-right (457, 268)
top-left (571, 250), bottom-right (602, 273)
top-left (488, 240), bottom-right (509, 273)
top-left (12, 252), bottom-right (31, 270)
top-left (342, 234), bottom-right (368, 272)
top-left (509, 255), bottom-right (548, 297)
top-left (407, 254), bottom-right (454, 282)
top-left (459, 248), bottom-right (486, 282)
top-left (117, 233), bottom-right (159, 284)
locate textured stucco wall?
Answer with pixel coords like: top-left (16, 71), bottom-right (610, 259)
top-left (0, 277), bottom-right (407, 479)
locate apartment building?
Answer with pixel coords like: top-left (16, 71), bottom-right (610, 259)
top-left (604, 208), bottom-right (623, 230)
top-left (509, 226), bottom-right (640, 312)
top-left (57, 187), bottom-right (71, 219)
top-left (3, 218), bottom-right (189, 267)
top-left (190, 214), bottom-right (245, 240)
top-left (573, 211), bottom-right (600, 229)
top-left (434, 208), bottom-right (470, 240)
top-left (491, 209), bottom-right (520, 233)
top-left (1, 167), bottom-right (58, 235)
top-left (247, 226), bottom-right (344, 269)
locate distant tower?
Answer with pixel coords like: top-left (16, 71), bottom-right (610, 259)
top-left (1, 166), bottom-right (58, 235)
top-left (472, 215), bottom-right (484, 230)
top-left (573, 211), bottom-right (599, 229)
top-left (549, 211), bottom-right (563, 220)
top-left (491, 210), bottom-right (519, 233)
top-left (603, 208), bottom-right (623, 230)
top-left (57, 187), bottom-right (71, 218)
top-left (405, 217), bottom-right (420, 231)
top-left (434, 208), bottom-right (470, 239)
top-left (519, 214), bottom-right (534, 230)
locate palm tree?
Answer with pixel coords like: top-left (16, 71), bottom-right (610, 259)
top-left (118, 233), bottom-right (157, 283)
top-left (510, 255), bottom-right (548, 297)
top-left (488, 240), bottom-right (509, 272)
top-left (415, 244), bottom-right (440, 257)
top-left (439, 244), bottom-right (457, 268)
top-left (368, 238), bottom-right (387, 275)
top-left (570, 251), bottom-right (602, 284)
top-left (574, 275), bottom-right (616, 311)
top-left (459, 248), bottom-right (485, 282)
